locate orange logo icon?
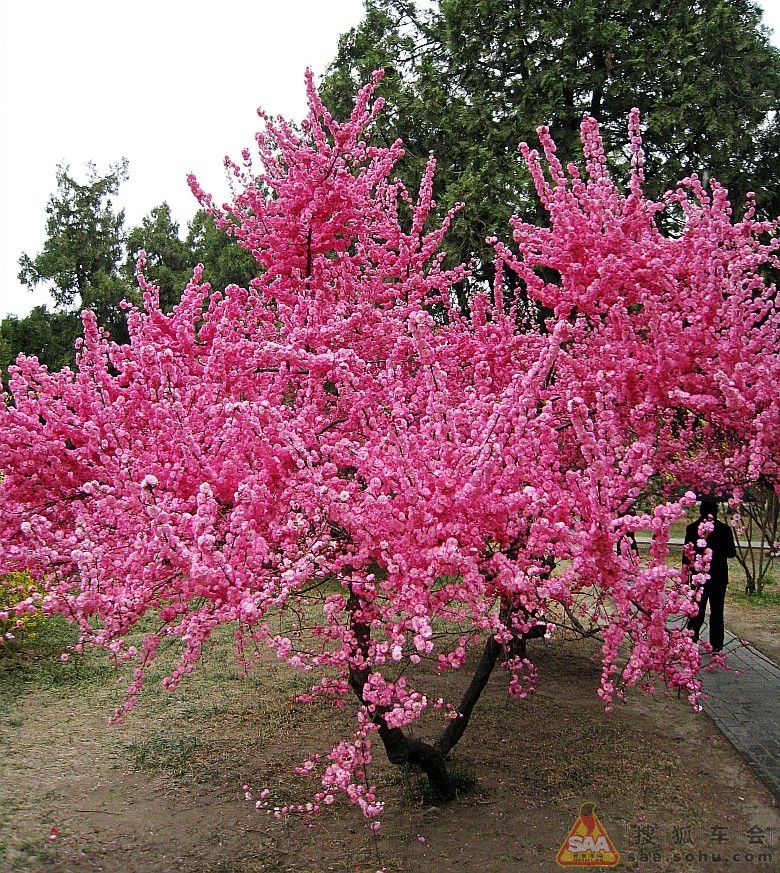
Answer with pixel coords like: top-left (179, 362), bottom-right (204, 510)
top-left (556, 802), bottom-right (620, 867)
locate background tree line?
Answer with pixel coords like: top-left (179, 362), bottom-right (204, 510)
top-left (1, 161), bottom-right (256, 378)
top-left (322, 0), bottom-right (780, 296)
top-left (4, 0), bottom-right (779, 374)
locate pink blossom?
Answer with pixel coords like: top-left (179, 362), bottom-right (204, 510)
top-left (2, 71), bottom-right (779, 825)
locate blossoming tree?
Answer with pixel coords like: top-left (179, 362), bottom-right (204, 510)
top-left (1, 73), bottom-right (778, 823)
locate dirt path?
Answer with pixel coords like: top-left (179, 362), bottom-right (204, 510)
top-left (1, 635), bottom-right (778, 872)
top-left (0, 692), bottom-right (265, 872)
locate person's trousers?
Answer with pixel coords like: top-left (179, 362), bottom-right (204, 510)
top-left (686, 580), bottom-right (727, 651)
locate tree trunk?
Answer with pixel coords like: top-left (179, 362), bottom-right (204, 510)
top-left (733, 484), bottom-right (779, 596)
top-left (347, 588), bottom-right (509, 802)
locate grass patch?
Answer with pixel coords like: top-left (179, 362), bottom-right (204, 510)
top-left (3, 840), bottom-right (57, 869)
top-left (728, 585), bottom-right (780, 609)
top-left (126, 731), bottom-right (203, 776)
top-left (0, 615), bottom-right (114, 718)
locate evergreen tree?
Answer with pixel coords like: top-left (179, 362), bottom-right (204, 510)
top-left (323, 0), bottom-right (780, 286)
top-left (185, 210), bottom-right (258, 294)
top-left (18, 160), bottom-right (134, 343)
top-left (0, 307), bottom-right (81, 380)
top-left (7, 173), bottom-right (255, 378)
top-left (125, 202), bottom-right (194, 312)
top-left (125, 205), bottom-right (257, 312)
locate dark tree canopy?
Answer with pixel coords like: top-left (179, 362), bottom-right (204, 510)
top-left (184, 210), bottom-right (258, 295)
top-left (0, 307), bottom-right (82, 380)
top-left (125, 207), bottom-right (257, 311)
top-left (124, 202), bottom-right (195, 312)
top-left (5, 168), bottom-right (256, 379)
top-left (323, 0), bottom-right (780, 285)
top-left (18, 160), bottom-right (134, 342)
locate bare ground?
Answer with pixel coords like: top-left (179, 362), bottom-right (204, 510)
top-left (1, 616), bottom-right (778, 873)
top-left (724, 588), bottom-right (780, 665)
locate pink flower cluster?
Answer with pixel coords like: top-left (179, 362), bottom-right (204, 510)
top-left (2, 72), bottom-right (779, 823)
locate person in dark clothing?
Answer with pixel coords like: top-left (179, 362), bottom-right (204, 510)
top-left (683, 500), bottom-right (737, 652)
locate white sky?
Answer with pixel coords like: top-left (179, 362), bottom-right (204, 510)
top-left (1, 0), bottom-right (779, 320)
top-left (0, 0), bottom-right (365, 319)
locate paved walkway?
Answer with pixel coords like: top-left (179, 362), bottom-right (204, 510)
top-left (698, 629), bottom-right (780, 801)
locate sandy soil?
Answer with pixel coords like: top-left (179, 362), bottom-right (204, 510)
top-left (725, 591), bottom-right (780, 664)
top-left (1, 629), bottom-right (778, 873)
